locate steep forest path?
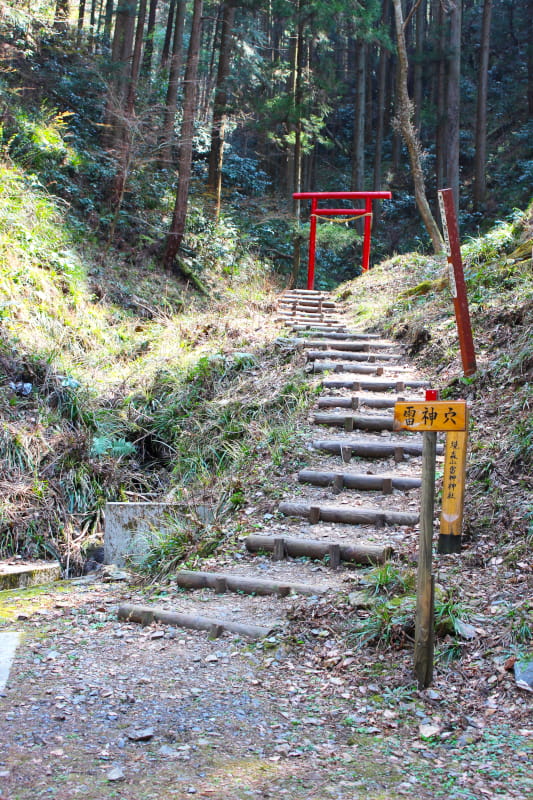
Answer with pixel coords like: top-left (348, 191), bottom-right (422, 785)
top-left (0, 291), bottom-right (531, 800)
top-left (128, 288), bottom-right (437, 639)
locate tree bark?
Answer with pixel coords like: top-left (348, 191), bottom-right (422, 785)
top-left (159, 0), bottom-right (187, 167)
top-left (103, 0), bottom-right (114, 42)
top-left (473, 0), bottom-right (492, 209)
top-left (54, 0), bottom-right (69, 30)
top-left (104, 0), bottom-right (137, 148)
top-left (351, 40), bottom-right (366, 192)
top-left (435, 0), bottom-right (447, 192)
top-left (529, 0), bottom-right (533, 115)
top-left (77, 0), bottom-right (86, 41)
top-left (413, 0), bottom-right (425, 132)
top-left (373, 34), bottom-right (388, 226)
top-left (392, 0), bottom-right (443, 253)
top-left (207, 0), bottom-right (236, 216)
top-left (289, 0), bottom-right (305, 288)
top-left (141, 0), bottom-right (159, 78)
top-left (163, 0), bottom-right (204, 269)
top-left (160, 0), bottom-right (176, 70)
top-left (446, 0), bottom-right (462, 211)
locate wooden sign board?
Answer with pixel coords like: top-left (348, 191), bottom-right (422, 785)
top-left (393, 401), bottom-right (467, 432)
top-left (438, 430), bottom-right (468, 554)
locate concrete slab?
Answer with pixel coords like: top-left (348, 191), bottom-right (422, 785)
top-left (104, 502), bottom-right (178, 567)
top-left (0, 562), bottom-right (61, 591)
top-left (0, 631), bottom-right (22, 693)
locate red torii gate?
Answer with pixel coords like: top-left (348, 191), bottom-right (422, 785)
top-left (293, 191), bottom-right (392, 290)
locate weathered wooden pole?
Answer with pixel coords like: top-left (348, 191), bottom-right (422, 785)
top-left (414, 429), bottom-right (437, 689)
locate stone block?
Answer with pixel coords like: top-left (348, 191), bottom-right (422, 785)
top-left (104, 502), bottom-right (177, 567)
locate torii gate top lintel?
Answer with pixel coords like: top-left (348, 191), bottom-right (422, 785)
top-left (293, 190), bottom-right (392, 289)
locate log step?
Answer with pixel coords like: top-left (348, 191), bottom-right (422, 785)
top-left (311, 362), bottom-right (385, 375)
top-left (279, 290), bottom-right (330, 298)
top-left (312, 413), bottom-right (395, 431)
top-left (291, 328), bottom-right (379, 339)
top-left (305, 349), bottom-right (399, 362)
top-left (117, 604), bottom-right (277, 640)
top-left (289, 324), bottom-right (349, 333)
top-left (323, 378), bottom-right (430, 391)
top-left (174, 570), bottom-right (327, 597)
top-left (245, 535), bottom-right (392, 565)
top-left (312, 438), bottom-right (444, 460)
top-left (277, 314), bottom-right (342, 324)
top-left (317, 395), bottom-right (416, 410)
top-left (298, 469), bottom-right (422, 492)
top-left (278, 501), bottom-right (419, 527)
top-left (299, 339), bottom-right (398, 352)
top-left (278, 299), bottom-right (337, 309)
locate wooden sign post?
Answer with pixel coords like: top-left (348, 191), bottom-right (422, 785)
top-left (394, 395), bottom-right (468, 688)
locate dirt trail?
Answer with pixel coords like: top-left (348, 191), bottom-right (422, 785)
top-left (0, 291), bottom-right (531, 800)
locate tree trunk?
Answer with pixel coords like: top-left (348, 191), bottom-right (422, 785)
top-left (207, 0), bottom-right (236, 216)
top-left (104, 0), bottom-right (137, 149)
top-left (473, 0), bottom-right (492, 209)
top-left (109, 0), bottom-right (147, 235)
top-left (289, 0), bottom-right (305, 289)
top-left (103, 0), bottom-right (114, 42)
top-left (529, 0), bottom-right (533, 115)
top-left (392, 0), bottom-right (443, 253)
top-left (413, 0), bottom-right (425, 132)
top-left (77, 0), bottom-right (86, 41)
top-left (163, 0), bottom-right (204, 269)
top-left (351, 40), bottom-right (366, 192)
top-left (435, 0), bottom-right (447, 191)
top-left (446, 0), bottom-right (462, 211)
top-left (159, 0), bottom-right (187, 167)
top-left (373, 35), bottom-right (388, 226)
top-left (54, 0), bottom-right (69, 29)
top-left (141, 0), bottom-right (159, 78)
top-left (160, 0), bottom-right (176, 70)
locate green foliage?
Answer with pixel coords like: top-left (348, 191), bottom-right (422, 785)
top-left (361, 563), bottom-right (416, 597)
top-left (90, 437), bottom-right (136, 459)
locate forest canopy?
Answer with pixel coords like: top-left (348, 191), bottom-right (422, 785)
top-left (0, 0), bottom-right (531, 285)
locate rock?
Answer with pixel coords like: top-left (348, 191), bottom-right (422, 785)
top-left (454, 619), bottom-right (477, 640)
top-left (126, 727), bottom-right (155, 742)
top-left (419, 724), bottom-right (440, 739)
top-left (348, 591), bottom-right (374, 609)
top-left (514, 658), bottom-right (533, 692)
top-left (101, 565), bottom-right (131, 582)
top-left (107, 766), bottom-right (125, 782)
top-left (158, 745), bottom-right (179, 758)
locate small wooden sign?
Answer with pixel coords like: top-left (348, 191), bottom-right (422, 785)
top-left (393, 401), bottom-right (467, 432)
top-left (438, 429), bottom-right (468, 553)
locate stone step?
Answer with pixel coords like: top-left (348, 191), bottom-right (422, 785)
top-left (0, 632), bottom-right (22, 693)
top-left (0, 562), bottom-right (61, 591)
